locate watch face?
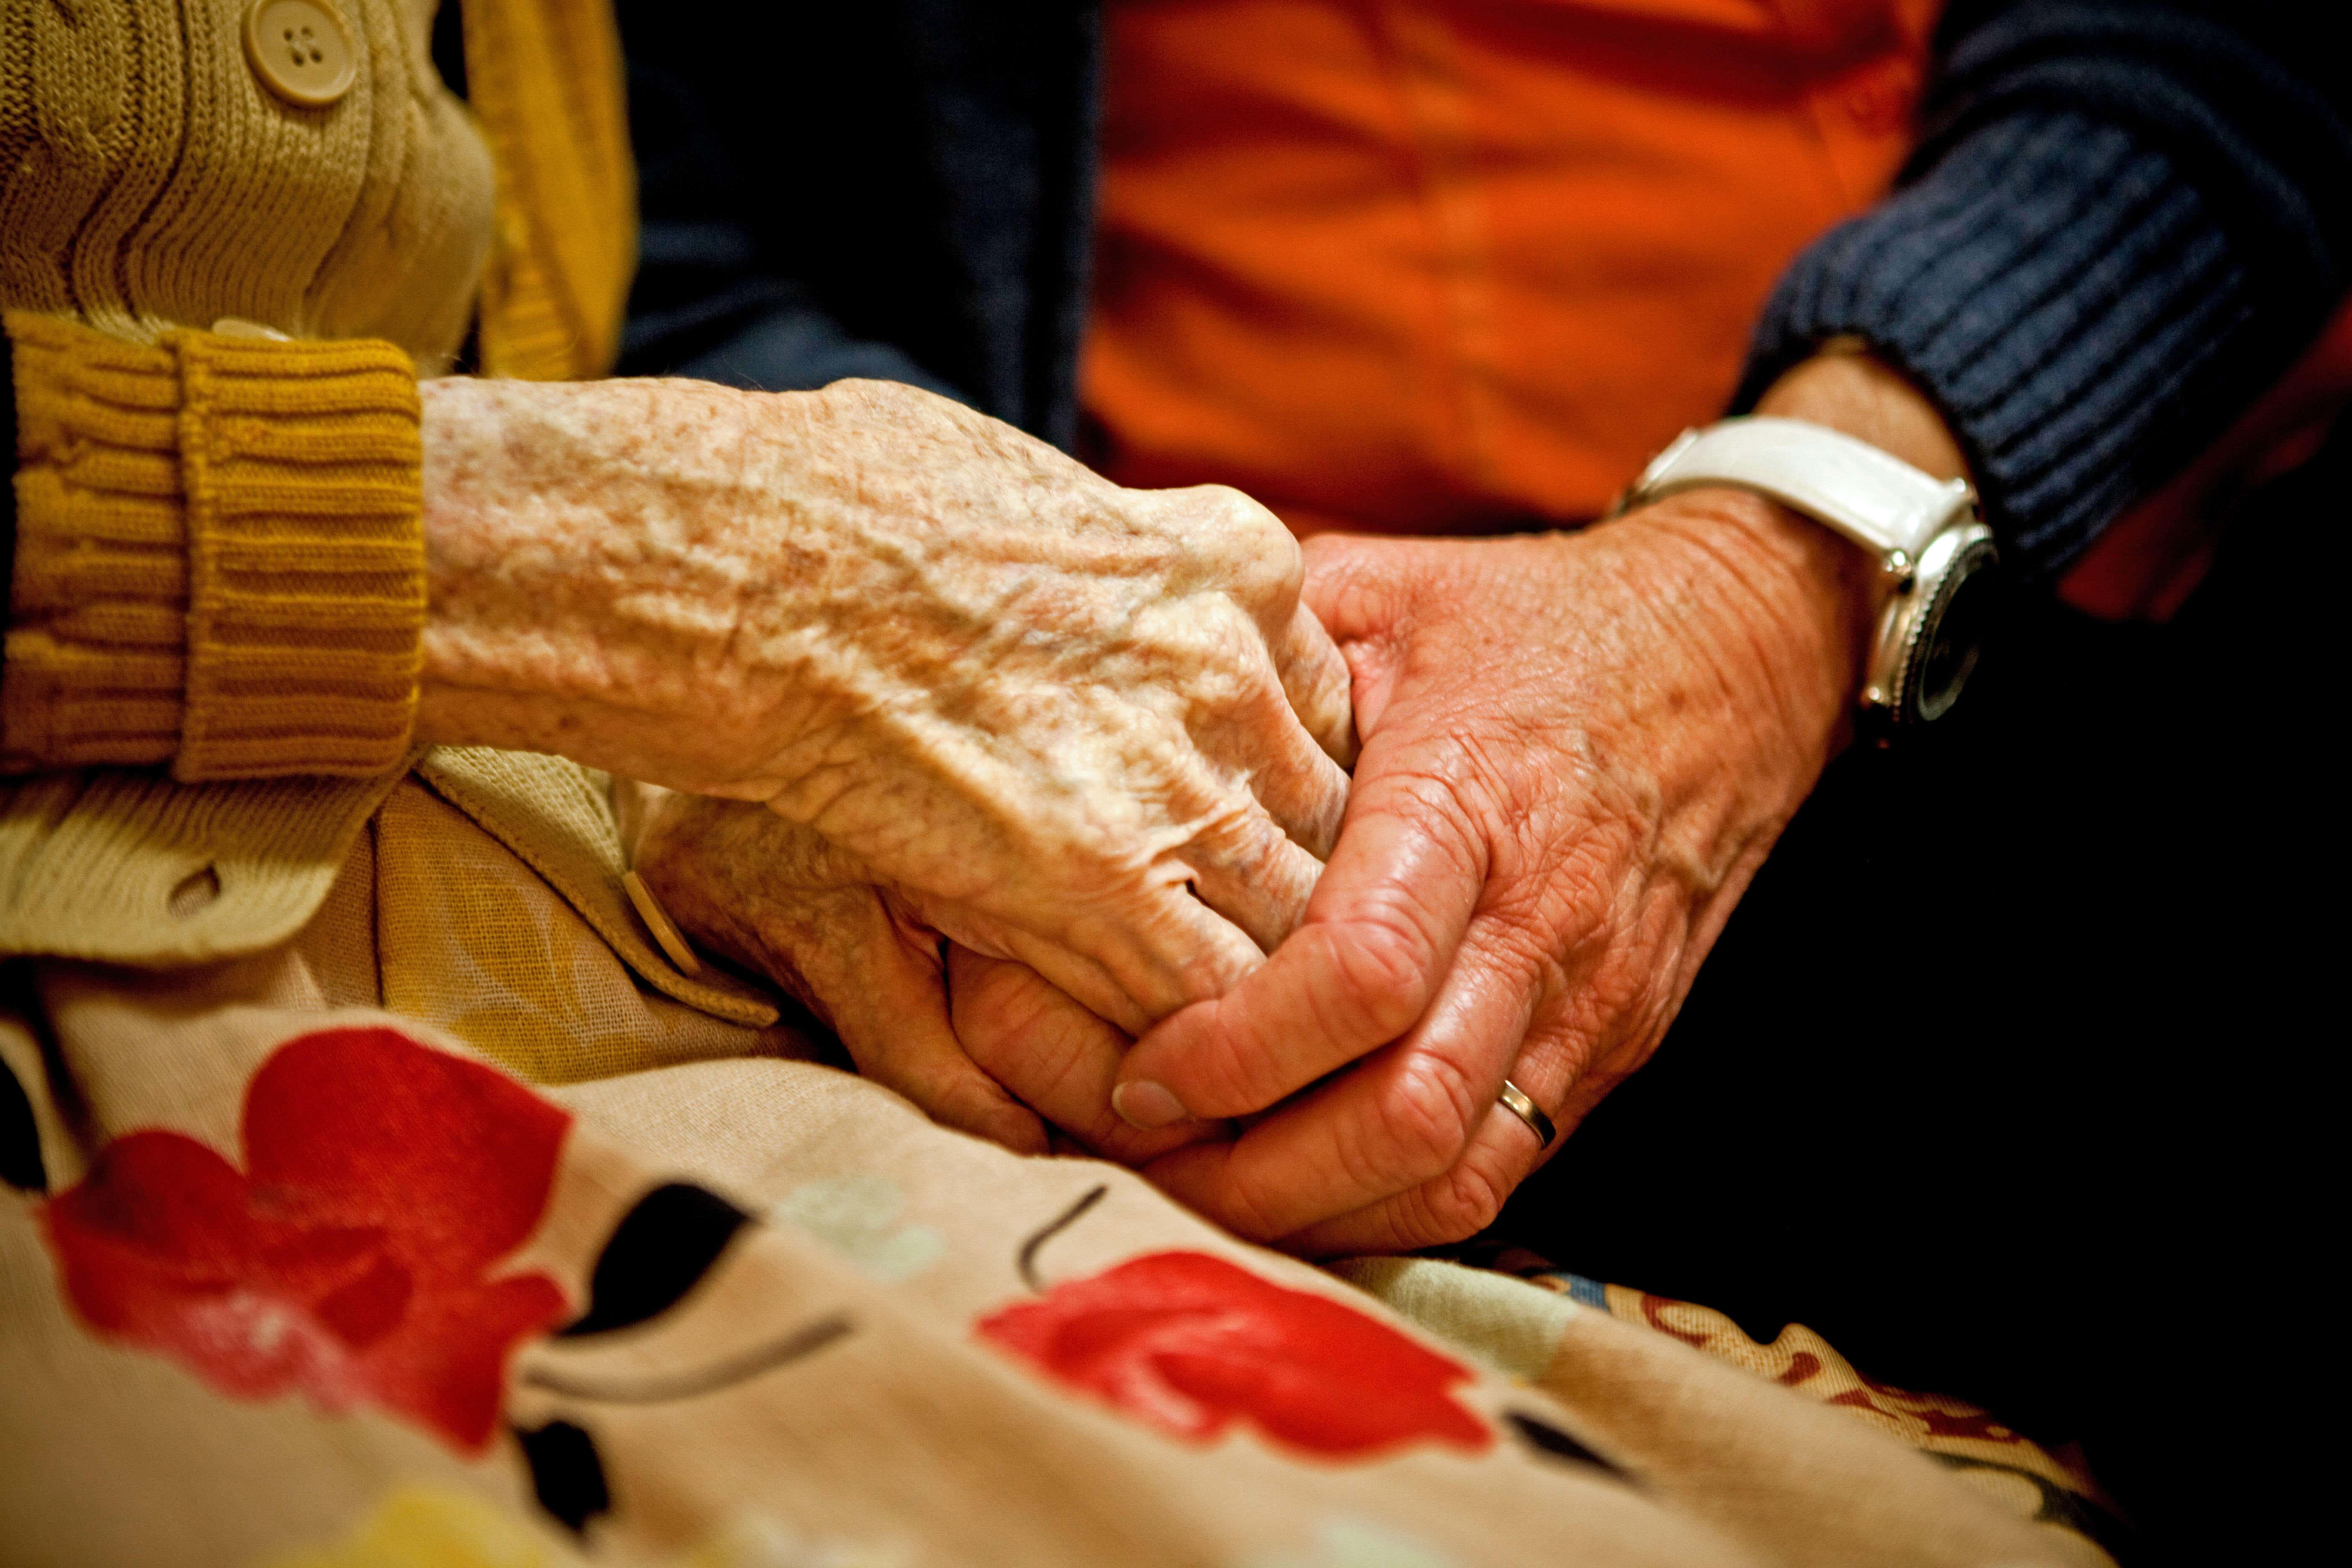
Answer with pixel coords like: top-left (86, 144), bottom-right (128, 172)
top-left (1909, 536), bottom-right (2001, 723)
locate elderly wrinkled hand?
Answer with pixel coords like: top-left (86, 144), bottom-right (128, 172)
top-left (629, 786), bottom-right (1219, 1163)
top-left (417, 376), bottom-right (1353, 1040)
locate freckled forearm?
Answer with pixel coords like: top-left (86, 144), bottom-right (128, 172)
top-left (421, 379), bottom-right (718, 692)
top-left (412, 376), bottom-right (1091, 774)
top-left (413, 375), bottom-right (830, 786)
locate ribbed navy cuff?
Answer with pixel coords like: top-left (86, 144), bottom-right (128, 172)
top-left (1737, 108), bottom-right (2262, 579)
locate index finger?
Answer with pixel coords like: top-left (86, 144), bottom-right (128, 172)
top-left (1134, 918), bottom-right (1537, 1240)
top-left (1111, 770), bottom-right (1484, 1127)
top-left (1270, 600), bottom-right (1359, 769)
top-left (1147, 481), bottom-right (1357, 769)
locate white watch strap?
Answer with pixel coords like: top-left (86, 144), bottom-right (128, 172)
top-left (1629, 416), bottom-right (1975, 562)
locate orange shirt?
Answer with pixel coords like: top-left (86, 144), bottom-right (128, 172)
top-left (1083, 0), bottom-right (1942, 535)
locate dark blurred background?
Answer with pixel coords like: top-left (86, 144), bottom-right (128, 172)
top-left (1509, 415), bottom-right (2341, 1555)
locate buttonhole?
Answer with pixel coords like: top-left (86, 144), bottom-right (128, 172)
top-left (168, 866), bottom-right (221, 918)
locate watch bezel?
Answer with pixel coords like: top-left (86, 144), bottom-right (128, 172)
top-left (1864, 520), bottom-right (1999, 730)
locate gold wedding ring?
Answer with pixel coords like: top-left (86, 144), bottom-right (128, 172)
top-left (1497, 1079), bottom-right (1557, 1149)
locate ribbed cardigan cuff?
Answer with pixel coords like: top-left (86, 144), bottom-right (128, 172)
top-left (1737, 108), bottom-right (2268, 579)
top-left (3, 312), bottom-right (424, 780)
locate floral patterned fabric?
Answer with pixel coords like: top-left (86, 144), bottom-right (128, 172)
top-left (41, 1027), bottom-right (569, 1454)
top-left (980, 1249), bottom-right (1492, 1457)
top-left (0, 755), bottom-right (2119, 1567)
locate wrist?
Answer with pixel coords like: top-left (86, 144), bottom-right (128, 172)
top-left (414, 379), bottom-right (591, 760)
top-left (1616, 488), bottom-right (1877, 755)
top-left (412, 375), bottom-right (809, 790)
top-left (1752, 344), bottom-right (1971, 485)
top-left (1622, 345), bottom-right (1979, 750)
top-left (415, 376), bottom-right (576, 752)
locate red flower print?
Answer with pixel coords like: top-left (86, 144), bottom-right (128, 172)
top-left (41, 1027), bottom-right (571, 1455)
top-left (977, 1251), bottom-right (1491, 1458)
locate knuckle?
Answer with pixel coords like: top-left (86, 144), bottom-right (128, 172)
top-left (1372, 769), bottom-right (1493, 883)
top-left (1482, 915), bottom-right (1576, 1005)
top-left (1374, 1147), bottom-right (1513, 1252)
top-left (1215, 1161), bottom-right (1300, 1243)
top-left (1426, 1155), bottom-right (1511, 1243)
top-left (1325, 1118), bottom-right (1411, 1212)
top-left (811, 376), bottom-right (892, 420)
top-left (1362, 1050), bottom-right (1481, 1186)
top-left (1318, 897), bottom-right (1441, 1043)
top-left (950, 958), bottom-right (1057, 1056)
top-left (1189, 792), bottom-right (1280, 862)
top-left (1373, 1183), bottom-right (1458, 1253)
top-left (1375, 1191), bottom-right (1449, 1254)
top-left (1190, 485), bottom-right (1302, 605)
top-left (938, 1070), bottom-right (1023, 1130)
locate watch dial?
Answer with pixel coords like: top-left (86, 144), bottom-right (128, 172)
top-left (1914, 547), bottom-right (1999, 722)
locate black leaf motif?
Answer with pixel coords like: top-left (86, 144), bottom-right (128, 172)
top-left (1017, 1183), bottom-right (1108, 1291)
top-left (526, 1311), bottom-right (854, 1403)
top-left (0, 1059), bottom-right (45, 1193)
top-left (1506, 1410), bottom-right (1630, 1479)
top-left (560, 1182), bottom-right (750, 1337)
top-left (514, 1419), bottom-right (611, 1533)
top-left (1928, 1453), bottom-right (2137, 1560)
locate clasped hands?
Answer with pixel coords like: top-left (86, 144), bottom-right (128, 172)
top-left (423, 364), bottom-right (1923, 1256)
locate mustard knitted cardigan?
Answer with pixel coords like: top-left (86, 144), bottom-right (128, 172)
top-left (0, 0), bottom-right (635, 960)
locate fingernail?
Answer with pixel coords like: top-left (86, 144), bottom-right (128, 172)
top-left (1112, 1080), bottom-right (1189, 1130)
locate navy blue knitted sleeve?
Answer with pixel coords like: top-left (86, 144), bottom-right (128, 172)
top-left (1735, 3), bottom-right (2352, 579)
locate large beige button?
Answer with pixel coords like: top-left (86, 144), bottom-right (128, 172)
top-left (243, 0), bottom-right (356, 109)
